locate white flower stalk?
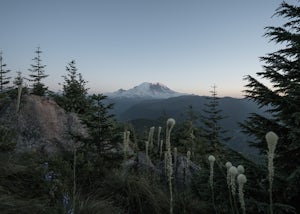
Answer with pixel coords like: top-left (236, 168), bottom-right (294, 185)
top-left (166, 118), bottom-right (175, 214)
top-left (237, 165), bottom-right (245, 175)
top-left (173, 147), bottom-right (177, 169)
top-left (166, 118), bottom-right (176, 151)
top-left (208, 155), bottom-right (217, 213)
top-left (266, 131), bottom-right (278, 181)
top-left (225, 161), bottom-right (235, 214)
top-left (225, 161), bottom-right (233, 169)
top-left (187, 151), bottom-right (191, 162)
top-left (266, 131), bottom-right (278, 214)
top-left (126, 131), bottom-right (130, 142)
top-left (126, 131), bottom-right (130, 156)
top-left (123, 131), bottom-right (130, 161)
top-left (166, 118), bottom-right (175, 153)
top-left (208, 155), bottom-right (216, 188)
top-left (148, 126), bottom-right (155, 149)
top-left (237, 174), bottom-right (247, 214)
top-left (159, 140), bottom-right (164, 159)
top-left (229, 166), bottom-right (238, 196)
top-left (208, 155), bottom-right (216, 162)
top-left (157, 126), bottom-right (162, 147)
top-left (123, 131), bottom-right (126, 149)
top-left (167, 118), bottom-right (176, 128)
top-left (266, 131), bottom-right (278, 155)
top-left (225, 162), bottom-right (233, 186)
top-left (167, 151), bottom-right (173, 214)
top-left (164, 151), bottom-right (168, 176)
top-left (16, 83), bottom-right (23, 113)
top-left (184, 150), bottom-right (191, 188)
top-left (145, 141), bottom-right (149, 165)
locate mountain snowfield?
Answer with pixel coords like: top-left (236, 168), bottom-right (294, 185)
top-left (105, 82), bottom-right (187, 99)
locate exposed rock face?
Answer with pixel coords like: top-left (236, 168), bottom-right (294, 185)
top-left (173, 155), bottom-right (201, 191)
top-left (0, 94), bottom-right (87, 153)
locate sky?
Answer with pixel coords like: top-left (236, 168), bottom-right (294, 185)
top-left (0, 0), bottom-right (288, 97)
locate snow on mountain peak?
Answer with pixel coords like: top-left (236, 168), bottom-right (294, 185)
top-left (106, 82), bottom-right (186, 99)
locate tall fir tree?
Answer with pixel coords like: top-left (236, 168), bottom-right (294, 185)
top-left (201, 85), bottom-right (229, 148)
top-left (241, 2), bottom-right (300, 210)
top-left (28, 47), bottom-right (48, 96)
top-left (83, 94), bottom-right (114, 154)
top-left (0, 51), bottom-right (11, 92)
top-left (59, 60), bottom-right (89, 114)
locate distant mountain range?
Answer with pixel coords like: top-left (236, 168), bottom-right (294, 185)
top-left (104, 82), bottom-right (268, 161)
top-left (105, 82), bottom-right (186, 99)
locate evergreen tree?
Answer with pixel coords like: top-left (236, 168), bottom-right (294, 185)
top-left (0, 51), bottom-right (11, 92)
top-left (174, 105), bottom-right (198, 153)
top-left (241, 2), bottom-right (300, 210)
top-left (28, 47), bottom-right (48, 96)
top-left (13, 71), bottom-right (23, 87)
top-left (9, 71), bottom-right (28, 98)
top-left (59, 60), bottom-right (89, 114)
top-left (83, 94), bottom-right (114, 153)
top-left (201, 85), bottom-right (229, 148)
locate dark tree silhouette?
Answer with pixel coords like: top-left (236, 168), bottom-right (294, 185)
top-left (0, 51), bottom-right (11, 92)
top-left (83, 94), bottom-right (114, 154)
top-left (201, 85), bottom-right (229, 148)
top-left (241, 2), bottom-right (300, 211)
top-left (13, 71), bottom-right (23, 87)
top-left (28, 47), bottom-right (48, 96)
top-left (59, 60), bottom-right (89, 114)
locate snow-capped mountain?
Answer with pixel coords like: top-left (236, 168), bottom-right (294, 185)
top-left (106, 82), bottom-right (186, 99)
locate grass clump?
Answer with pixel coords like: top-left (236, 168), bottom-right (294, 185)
top-left (100, 169), bottom-right (169, 214)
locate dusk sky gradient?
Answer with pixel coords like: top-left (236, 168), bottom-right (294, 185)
top-left (0, 0), bottom-right (287, 97)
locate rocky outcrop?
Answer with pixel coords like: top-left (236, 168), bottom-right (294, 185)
top-left (0, 94), bottom-right (87, 153)
top-left (121, 150), bottom-right (201, 190)
top-left (173, 155), bottom-right (201, 190)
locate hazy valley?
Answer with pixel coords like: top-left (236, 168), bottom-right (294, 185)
top-left (105, 82), bottom-right (268, 159)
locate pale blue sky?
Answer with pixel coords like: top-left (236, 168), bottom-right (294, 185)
top-left (0, 0), bottom-right (286, 97)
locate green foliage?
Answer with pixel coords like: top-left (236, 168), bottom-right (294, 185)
top-left (0, 51), bottom-right (11, 92)
top-left (173, 105), bottom-right (208, 159)
top-left (57, 60), bottom-right (89, 114)
top-left (0, 125), bottom-right (16, 152)
top-left (72, 131), bottom-right (123, 193)
top-left (200, 85), bottom-right (229, 148)
top-left (0, 105), bottom-right (297, 213)
top-left (28, 47), bottom-right (48, 96)
top-left (0, 96), bottom-right (16, 151)
top-left (76, 193), bottom-right (122, 214)
top-left (31, 82), bottom-right (47, 97)
top-left (174, 191), bottom-right (211, 214)
top-left (172, 104), bottom-right (220, 163)
top-left (82, 94), bottom-right (115, 153)
top-left (241, 2), bottom-right (300, 211)
top-left (175, 106), bottom-right (197, 151)
top-left (13, 71), bottom-right (23, 87)
top-left (0, 152), bottom-right (63, 214)
top-left (99, 169), bottom-right (169, 214)
top-left (0, 91), bottom-right (10, 107)
top-left (7, 71), bottom-right (28, 98)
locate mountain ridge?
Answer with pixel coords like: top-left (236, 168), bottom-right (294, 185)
top-left (104, 94), bottom-right (269, 160)
top-left (105, 82), bottom-right (187, 99)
